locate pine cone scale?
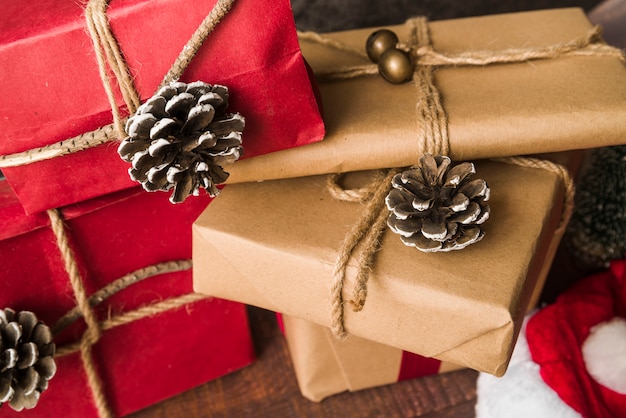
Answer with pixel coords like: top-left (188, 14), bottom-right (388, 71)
top-left (388, 215), bottom-right (421, 236)
top-left (1, 349), bottom-right (18, 371)
top-left (35, 356), bottom-right (56, 380)
top-left (126, 114), bottom-right (157, 139)
top-left (172, 176), bottom-right (194, 203)
top-left (164, 92), bottom-right (195, 117)
top-left (412, 196), bottom-right (433, 211)
top-left (399, 171), bottom-right (433, 199)
top-left (147, 165), bottom-right (170, 189)
top-left (401, 233), bottom-right (443, 252)
top-left (183, 104), bottom-right (216, 134)
top-left (149, 118), bottom-right (178, 139)
top-left (17, 312), bottom-right (37, 340)
top-left (0, 376), bottom-right (14, 403)
top-left (458, 178), bottom-right (489, 199)
top-left (444, 162), bottom-right (475, 186)
top-left (208, 114), bottom-right (245, 136)
top-left (3, 321), bottom-right (20, 347)
top-left (16, 343), bottom-right (38, 369)
top-left (421, 217), bottom-right (449, 240)
top-left (16, 367), bottom-right (39, 395)
top-left (198, 93), bottom-right (224, 108)
top-left (138, 95), bottom-right (167, 118)
top-left (148, 138), bottom-right (175, 158)
top-left (421, 156), bottom-right (441, 185)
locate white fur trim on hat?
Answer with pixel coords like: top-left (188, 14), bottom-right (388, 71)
top-left (582, 317), bottom-right (626, 395)
top-left (475, 315), bottom-right (581, 418)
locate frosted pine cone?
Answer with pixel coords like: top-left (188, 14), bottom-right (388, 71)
top-left (0, 309), bottom-right (56, 411)
top-left (385, 154), bottom-right (490, 252)
top-left (118, 81), bottom-right (245, 203)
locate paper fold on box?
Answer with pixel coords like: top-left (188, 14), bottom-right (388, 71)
top-left (225, 8), bottom-right (626, 184)
top-left (194, 158), bottom-right (567, 375)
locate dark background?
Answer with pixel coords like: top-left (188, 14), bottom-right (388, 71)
top-left (291, 0), bottom-right (603, 32)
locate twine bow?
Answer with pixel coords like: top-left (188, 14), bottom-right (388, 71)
top-left (299, 17), bottom-right (607, 338)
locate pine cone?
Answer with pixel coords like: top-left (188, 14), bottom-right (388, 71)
top-left (0, 309), bottom-right (56, 411)
top-left (385, 154), bottom-right (490, 252)
top-left (118, 81), bottom-right (245, 203)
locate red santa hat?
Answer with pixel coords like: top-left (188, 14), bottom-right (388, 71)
top-left (476, 259), bottom-right (626, 417)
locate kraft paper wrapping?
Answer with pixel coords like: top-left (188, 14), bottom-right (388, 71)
top-left (225, 8), bottom-right (626, 184)
top-left (193, 159), bottom-right (566, 376)
top-left (281, 314), bottom-right (463, 402)
top-left (280, 238), bottom-right (553, 403)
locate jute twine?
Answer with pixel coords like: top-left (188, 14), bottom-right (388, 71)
top-left (0, 0), bottom-right (236, 169)
top-left (304, 17), bottom-right (596, 339)
top-left (46, 208), bottom-right (208, 418)
top-left (4, 1), bottom-right (237, 416)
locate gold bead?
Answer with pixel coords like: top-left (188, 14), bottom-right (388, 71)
top-left (378, 48), bottom-right (413, 84)
top-left (366, 29), bottom-right (399, 63)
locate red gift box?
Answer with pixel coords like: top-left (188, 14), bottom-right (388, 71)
top-left (0, 0), bottom-right (325, 214)
top-left (0, 180), bottom-right (255, 417)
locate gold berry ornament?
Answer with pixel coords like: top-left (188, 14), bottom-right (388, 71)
top-left (378, 48), bottom-right (413, 84)
top-left (365, 29), bottom-right (399, 63)
top-left (365, 29), bottom-right (413, 84)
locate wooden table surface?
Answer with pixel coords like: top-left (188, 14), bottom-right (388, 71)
top-left (129, 306), bottom-right (479, 418)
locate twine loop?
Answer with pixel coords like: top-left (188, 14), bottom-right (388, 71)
top-left (307, 16), bottom-right (594, 339)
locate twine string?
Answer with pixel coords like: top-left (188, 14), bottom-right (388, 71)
top-left (328, 168), bottom-right (401, 339)
top-left (51, 260), bottom-right (193, 335)
top-left (84, 0), bottom-right (141, 138)
top-left (55, 293), bottom-right (208, 357)
top-left (47, 208), bottom-right (209, 417)
top-left (30, 1), bottom-right (237, 415)
top-left (321, 17), bottom-right (582, 338)
top-left (160, 0), bottom-right (236, 87)
top-left (406, 25), bottom-right (625, 66)
top-left (47, 209), bottom-right (112, 418)
top-left (327, 17), bottom-right (449, 338)
top-left (494, 156), bottom-right (575, 234)
top-left (302, 22), bottom-right (624, 83)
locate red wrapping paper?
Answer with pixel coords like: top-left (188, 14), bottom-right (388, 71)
top-left (0, 0), bottom-right (325, 214)
top-left (0, 180), bottom-right (255, 417)
top-left (397, 351), bottom-right (442, 382)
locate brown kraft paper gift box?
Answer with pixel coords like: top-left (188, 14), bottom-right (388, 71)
top-left (224, 8), bottom-right (626, 184)
top-left (193, 157), bottom-right (570, 376)
top-left (278, 313), bottom-right (464, 402)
